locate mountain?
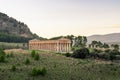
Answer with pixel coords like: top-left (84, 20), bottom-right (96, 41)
top-left (87, 33), bottom-right (120, 44)
top-left (0, 12), bottom-right (45, 42)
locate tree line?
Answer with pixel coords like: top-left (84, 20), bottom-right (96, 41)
top-left (64, 35), bottom-right (120, 61)
top-left (0, 32), bottom-right (32, 43)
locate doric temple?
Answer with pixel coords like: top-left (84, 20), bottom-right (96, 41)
top-left (29, 38), bottom-right (71, 52)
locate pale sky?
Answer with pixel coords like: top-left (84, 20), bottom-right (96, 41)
top-left (0, 0), bottom-right (120, 38)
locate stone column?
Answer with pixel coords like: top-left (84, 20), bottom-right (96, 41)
top-left (68, 43), bottom-right (71, 52)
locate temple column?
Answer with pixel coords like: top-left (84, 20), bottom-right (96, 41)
top-left (68, 43), bottom-right (71, 52)
top-left (65, 43), bottom-right (67, 52)
top-left (60, 43), bottom-right (61, 52)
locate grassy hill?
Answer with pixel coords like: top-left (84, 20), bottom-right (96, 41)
top-left (0, 49), bottom-right (120, 80)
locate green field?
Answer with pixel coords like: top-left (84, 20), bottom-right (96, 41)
top-left (0, 50), bottom-right (120, 80)
top-left (0, 42), bottom-right (28, 49)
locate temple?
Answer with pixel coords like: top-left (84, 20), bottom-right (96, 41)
top-left (29, 38), bottom-right (71, 52)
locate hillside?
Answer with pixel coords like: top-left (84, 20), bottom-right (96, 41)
top-left (0, 49), bottom-right (119, 80)
top-left (0, 12), bottom-right (45, 42)
top-left (87, 33), bottom-right (120, 44)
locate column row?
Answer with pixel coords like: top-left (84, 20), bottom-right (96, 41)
top-left (29, 42), bottom-right (71, 52)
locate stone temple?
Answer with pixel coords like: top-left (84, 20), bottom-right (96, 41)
top-left (29, 38), bottom-right (71, 52)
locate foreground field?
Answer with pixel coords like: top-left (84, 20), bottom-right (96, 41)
top-left (0, 49), bottom-right (120, 80)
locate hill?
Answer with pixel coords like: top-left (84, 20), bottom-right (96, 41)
top-left (87, 33), bottom-right (120, 44)
top-left (0, 49), bottom-right (119, 80)
top-left (0, 12), bottom-right (45, 42)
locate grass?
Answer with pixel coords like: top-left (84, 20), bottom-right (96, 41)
top-left (0, 42), bottom-right (27, 49)
top-left (0, 49), bottom-right (120, 80)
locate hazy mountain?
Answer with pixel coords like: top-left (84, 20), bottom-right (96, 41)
top-left (87, 33), bottom-right (120, 44)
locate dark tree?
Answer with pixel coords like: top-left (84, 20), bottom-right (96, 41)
top-left (72, 48), bottom-right (90, 59)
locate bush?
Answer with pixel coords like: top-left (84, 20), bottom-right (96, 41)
top-left (31, 67), bottom-right (47, 76)
top-left (72, 48), bottom-right (90, 59)
top-left (31, 50), bottom-right (36, 57)
top-left (31, 67), bottom-right (39, 76)
top-left (89, 52), bottom-right (99, 59)
top-left (97, 53), bottom-right (110, 60)
top-left (105, 50), bottom-right (120, 61)
top-left (11, 65), bottom-right (16, 71)
top-left (115, 55), bottom-right (120, 60)
top-left (0, 55), bottom-right (5, 62)
top-left (0, 49), bottom-right (6, 62)
top-left (109, 50), bottom-right (120, 55)
top-left (25, 58), bottom-right (30, 65)
top-left (40, 67), bottom-right (47, 76)
top-left (34, 53), bottom-right (40, 61)
top-left (65, 53), bottom-right (71, 57)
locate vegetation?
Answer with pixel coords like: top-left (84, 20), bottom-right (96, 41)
top-left (31, 50), bottom-right (40, 61)
top-left (0, 12), bottom-right (46, 43)
top-left (89, 40), bottom-right (110, 48)
top-left (11, 65), bottom-right (16, 71)
top-left (0, 32), bottom-right (32, 43)
top-left (25, 58), bottom-right (30, 65)
top-left (34, 53), bottom-right (40, 61)
top-left (0, 49), bottom-right (6, 62)
top-left (31, 50), bottom-right (36, 57)
top-left (0, 42), bottom-right (28, 49)
top-left (72, 48), bottom-right (90, 59)
top-left (65, 52), bottom-right (71, 57)
top-left (0, 50), bottom-right (120, 80)
top-left (31, 67), bottom-right (47, 76)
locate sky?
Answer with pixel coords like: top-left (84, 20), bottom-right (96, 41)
top-left (0, 0), bottom-right (120, 38)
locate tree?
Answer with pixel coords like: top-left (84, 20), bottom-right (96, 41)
top-left (91, 41), bottom-right (98, 48)
top-left (111, 44), bottom-right (119, 51)
top-left (82, 36), bottom-right (87, 47)
top-left (66, 35), bottom-right (74, 47)
top-left (74, 36), bottom-right (87, 48)
top-left (72, 48), bottom-right (90, 59)
top-left (103, 43), bottom-right (109, 48)
top-left (97, 41), bottom-right (103, 48)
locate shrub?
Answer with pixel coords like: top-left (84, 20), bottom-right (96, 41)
top-left (115, 55), bottom-right (120, 60)
top-left (0, 55), bottom-right (5, 62)
top-left (11, 65), bottom-right (16, 71)
top-left (72, 48), bottom-right (90, 59)
top-left (106, 50), bottom-right (120, 61)
top-left (98, 53), bottom-right (110, 60)
top-left (31, 67), bottom-right (47, 76)
top-left (65, 53), bottom-right (71, 57)
top-left (31, 67), bottom-right (38, 76)
top-left (0, 49), bottom-right (6, 62)
top-left (40, 67), bottom-right (47, 76)
top-left (34, 53), bottom-right (40, 61)
top-left (89, 52), bottom-right (99, 59)
top-left (31, 50), bottom-right (36, 57)
top-left (25, 58), bottom-right (30, 65)
top-left (110, 50), bottom-right (120, 55)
